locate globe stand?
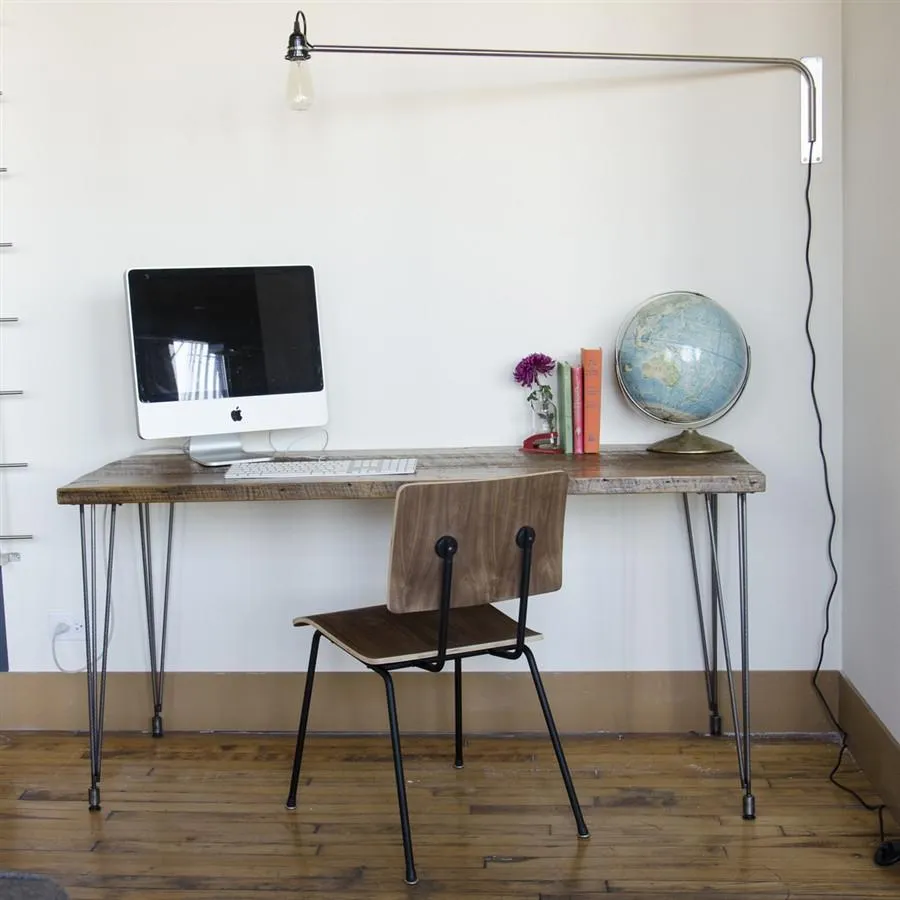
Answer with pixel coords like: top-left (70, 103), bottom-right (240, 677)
top-left (647, 429), bottom-right (734, 455)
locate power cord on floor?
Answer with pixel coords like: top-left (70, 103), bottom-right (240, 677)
top-left (801, 141), bottom-right (898, 867)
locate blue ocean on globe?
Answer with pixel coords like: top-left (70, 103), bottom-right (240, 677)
top-left (615, 292), bottom-right (750, 426)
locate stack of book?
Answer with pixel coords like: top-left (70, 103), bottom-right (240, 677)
top-left (556, 349), bottom-right (602, 454)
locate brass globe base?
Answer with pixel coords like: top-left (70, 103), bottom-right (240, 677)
top-left (647, 429), bottom-right (734, 455)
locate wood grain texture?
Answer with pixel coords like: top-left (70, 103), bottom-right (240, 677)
top-left (0, 732), bottom-right (895, 898)
top-left (297, 474), bottom-right (565, 665)
top-left (56, 445), bottom-right (766, 506)
top-left (388, 471), bottom-right (568, 612)
top-left (294, 605), bottom-right (540, 666)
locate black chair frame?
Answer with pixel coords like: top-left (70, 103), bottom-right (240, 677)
top-left (285, 525), bottom-right (590, 886)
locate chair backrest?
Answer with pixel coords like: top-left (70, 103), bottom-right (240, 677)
top-left (387, 471), bottom-right (568, 613)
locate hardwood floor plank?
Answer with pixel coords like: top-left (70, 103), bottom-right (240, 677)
top-left (0, 732), bottom-right (896, 898)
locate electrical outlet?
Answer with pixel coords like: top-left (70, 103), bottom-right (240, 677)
top-left (48, 612), bottom-right (86, 643)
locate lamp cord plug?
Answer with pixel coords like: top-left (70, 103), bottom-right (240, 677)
top-left (874, 841), bottom-right (900, 867)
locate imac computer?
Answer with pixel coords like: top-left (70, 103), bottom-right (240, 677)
top-left (125, 265), bottom-right (328, 466)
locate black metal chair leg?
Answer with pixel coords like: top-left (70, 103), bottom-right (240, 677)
top-left (522, 644), bottom-right (590, 838)
top-left (375, 667), bottom-right (418, 885)
top-left (454, 657), bottom-right (464, 769)
top-left (286, 630), bottom-right (322, 810)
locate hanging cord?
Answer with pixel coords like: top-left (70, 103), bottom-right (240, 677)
top-left (802, 141), bottom-right (898, 866)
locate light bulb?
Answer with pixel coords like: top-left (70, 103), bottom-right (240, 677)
top-left (286, 59), bottom-right (314, 111)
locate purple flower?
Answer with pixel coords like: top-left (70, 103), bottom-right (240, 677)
top-left (513, 353), bottom-right (556, 388)
top-left (514, 352), bottom-right (558, 439)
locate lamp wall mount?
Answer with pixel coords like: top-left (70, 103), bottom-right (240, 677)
top-left (286, 10), bottom-right (823, 164)
top-left (801, 56), bottom-right (823, 164)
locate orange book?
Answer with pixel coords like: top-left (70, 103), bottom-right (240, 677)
top-left (581, 348), bottom-right (602, 454)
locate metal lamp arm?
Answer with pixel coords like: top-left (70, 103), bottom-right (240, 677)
top-left (291, 12), bottom-right (817, 145)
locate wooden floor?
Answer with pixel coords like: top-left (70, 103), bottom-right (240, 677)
top-left (0, 731), bottom-right (897, 899)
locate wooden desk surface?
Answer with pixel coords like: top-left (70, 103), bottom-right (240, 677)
top-left (56, 446), bottom-right (765, 506)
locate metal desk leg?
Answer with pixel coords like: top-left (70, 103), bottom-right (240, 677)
top-left (138, 503), bottom-right (175, 738)
top-left (737, 493), bottom-right (754, 819)
top-left (79, 504), bottom-right (118, 811)
top-left (709, 496), bottom-right (721, 736)
top-left (703, 492), bottom-right (755, 819)
top-left (683, 494), bottom-right (721, 736)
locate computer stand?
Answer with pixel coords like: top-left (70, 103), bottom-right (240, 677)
top-left (186, 434), bottom-right (273, 468)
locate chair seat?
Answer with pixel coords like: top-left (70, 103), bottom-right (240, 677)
top-left (294, 604), bottom-right (542, 666)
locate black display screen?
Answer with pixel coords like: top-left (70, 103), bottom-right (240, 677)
top-left (127, 266), bottom-right (324, 403)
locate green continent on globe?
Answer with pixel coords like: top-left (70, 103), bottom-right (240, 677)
top-left (641, 354), bottom-right (681, 388)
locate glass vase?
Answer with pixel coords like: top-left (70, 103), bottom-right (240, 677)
top-left (529, 396), bottom-right (559, 448)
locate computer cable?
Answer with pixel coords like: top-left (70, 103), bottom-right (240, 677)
top-left (268, 426), bottom-right (329, 455)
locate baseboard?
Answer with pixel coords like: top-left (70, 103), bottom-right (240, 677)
top-left (0, 670), bottom-right (838, 734)
top-left (839, 674), bottom-right (900, 827)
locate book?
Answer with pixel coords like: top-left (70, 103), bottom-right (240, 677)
top-left (572, 365), bottom-right (584, 454)
top-left (556, 361), bottom-right (574, 454)
top-left (581, 348), bottom-right (602, 453)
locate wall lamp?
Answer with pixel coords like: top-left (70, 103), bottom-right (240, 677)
top-left (285, 9), bottom-right (821, 163)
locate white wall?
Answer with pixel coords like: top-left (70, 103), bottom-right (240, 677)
top-left (842, 0), bottom-right (900, 741)
top-left (0, 1), bottom-right (844, 675)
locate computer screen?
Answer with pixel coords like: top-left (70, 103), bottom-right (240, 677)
top-left (125, 265), bottom-right (328, 462)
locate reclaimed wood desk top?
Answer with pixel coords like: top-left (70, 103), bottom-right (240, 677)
top-left (56, 445), bottom-right (766, 506)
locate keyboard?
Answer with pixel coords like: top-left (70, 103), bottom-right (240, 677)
top-left (224, 458), bottom-right (418, 480)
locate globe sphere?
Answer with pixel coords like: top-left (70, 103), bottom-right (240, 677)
top-left (614, 291), bottom-right (750, 453)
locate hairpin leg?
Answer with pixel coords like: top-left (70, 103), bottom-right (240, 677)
top-left (138, 503), bottom-right (175, 738)
top-left (683, 493), bottom-right (721, 736)
top-left (737, 492), bottom-right (755, 819)
top-left (79, 504), bottom-right (117, 811)
top-left (704, 493), bottom-right (755, 819)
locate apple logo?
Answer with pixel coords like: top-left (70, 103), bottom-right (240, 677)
top-left (230, 407), bottom-right (242, 423)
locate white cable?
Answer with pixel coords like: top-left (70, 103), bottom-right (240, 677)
top-left (51, 592), bottom-right (115, 673)
top-left (51, 623), bottom-right (85, 674)
top-left (267, 427), bottom-right (329, 456)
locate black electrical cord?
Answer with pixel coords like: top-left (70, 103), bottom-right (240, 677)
top-left (802, 141), bottom-right (899, 868)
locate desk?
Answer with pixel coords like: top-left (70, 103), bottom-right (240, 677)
top-left (57, 445), bottom-right (766, 815)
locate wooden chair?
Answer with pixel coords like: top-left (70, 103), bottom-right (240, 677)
top-left (284, 471), bottom-right (590, 884)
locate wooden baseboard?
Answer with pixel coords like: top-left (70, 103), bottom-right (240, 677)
top-left (0, 670), bottom-right (837, 734)
top-left (839, 675), bottom-right (900, 828)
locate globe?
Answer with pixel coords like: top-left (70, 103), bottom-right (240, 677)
top-left (614, 291), bottom-right (750, 454)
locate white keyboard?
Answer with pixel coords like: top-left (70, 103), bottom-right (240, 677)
top-left (224, 458), bottom-right (418, 480)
